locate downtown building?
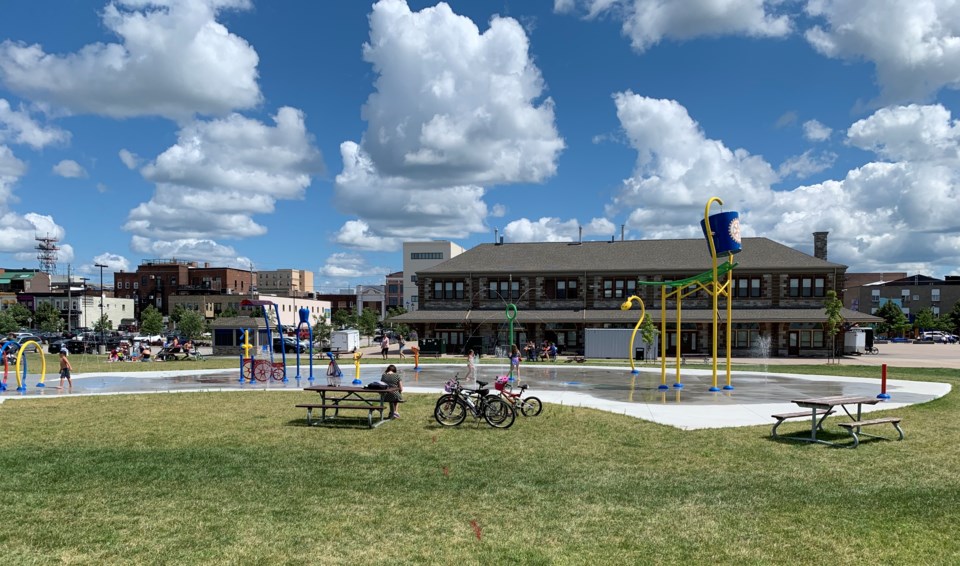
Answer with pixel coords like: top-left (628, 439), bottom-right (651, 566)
top-left (393, 235), bottom-right (879, 358)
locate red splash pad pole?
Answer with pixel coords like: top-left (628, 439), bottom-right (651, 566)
top-left (877, 363), bottom-right (891, 399)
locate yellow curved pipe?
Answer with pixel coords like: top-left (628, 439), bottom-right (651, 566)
top-left (704, 197), bottom-right (723, 389)
top-left (15, 340), bottom-right (46, 389)
top-left (620, 295), bottom-right (646, 373)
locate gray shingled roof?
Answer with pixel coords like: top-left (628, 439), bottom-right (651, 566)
top-left (392, 307), bottom-right (878, 324)
top-left (419, 237), bottom-right (846, 275)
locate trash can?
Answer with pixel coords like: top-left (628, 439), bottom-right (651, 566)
top-left (635, 347), bottom-right (645, 361)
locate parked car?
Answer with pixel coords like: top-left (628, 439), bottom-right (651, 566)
top-left (919, 331), bottom-right (951, 342)
top-left (47, 339), bottom-right (89, 355)
top-left (136, 334), bottom-right (165, 346)
top-left (273, 336), bottom-right (307, 353)
top-left (10, 332), bottom-right (41, 344)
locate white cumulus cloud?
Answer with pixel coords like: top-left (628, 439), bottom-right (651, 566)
top-left (777, 150), bottom-right (837, 179)
top-left (333, 0), bottom-right (564, 247)
top-left (0, 99), bottom-right (70, 148)
top-left (0, 0), bottom-right (261, 120)
top-left (803, 119), bottom-right (832, 142)
top-left (805, 0), bottom-right (960, 104)
top-left (503, 216), bottom-right (616, 242)
top-left (609, 91), bottom-right (777, 238)
top-left (53, 159), bottom-right (87, 178)
top-left (607, 92), bottom-right (960, 276)
top-left (118, 149), bottom-right (140, 169)
top-left (82, 253), bottom-right (131, 277)
top-left (318, 252), bottom-right (392, 279)
top-left (559, 0), bottom-right (791, 52)
top-left (126, 107), bottom-right (323, 244)
top-left (130, 235), bottom-right (251, 268)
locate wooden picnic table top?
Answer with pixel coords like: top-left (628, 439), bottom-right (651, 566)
top-left (303, 385), bottom-right (398, 393)
top-left (791, 395), bottom-right (881, 409)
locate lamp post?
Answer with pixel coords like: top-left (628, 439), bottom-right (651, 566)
top-left (95, 263), bottom-right (107, 354)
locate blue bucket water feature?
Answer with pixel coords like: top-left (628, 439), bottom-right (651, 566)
top-left (699, 211), bottom-right (742, 256)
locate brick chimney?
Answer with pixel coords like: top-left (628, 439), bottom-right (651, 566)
top-left (813, 231), bottom-right (828, 260)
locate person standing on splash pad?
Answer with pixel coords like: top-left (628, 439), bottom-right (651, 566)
top-left (57, 349), bottom-right (73, 389)
top-left (510, 344), bottom-right (521, 379)
top-left (465, 349), bottom-right (476, 381)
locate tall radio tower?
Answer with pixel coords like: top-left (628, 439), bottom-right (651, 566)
top-left (36, 234), bottom-right (60, 274)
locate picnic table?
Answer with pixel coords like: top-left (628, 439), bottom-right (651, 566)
top-left (298, 385), bottom-right (398, 428)
top-left (772, 395), bottom-right (903, 447)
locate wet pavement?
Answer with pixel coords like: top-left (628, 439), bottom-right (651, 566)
top-left (0, 363), bottom-right (950, 430)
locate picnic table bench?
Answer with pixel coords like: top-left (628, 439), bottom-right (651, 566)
top-left (300, 385), bottom-right (398, 428)
top-left (837, 417), bottom-right (904, 448)
top-left (770, 409), bottom-right (834, 439)
top-left (775, 395), bottom-right (903, 448)
top-left (681, 354), bottom-right (712, 365)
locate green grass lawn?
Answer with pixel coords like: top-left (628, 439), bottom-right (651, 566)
top-left (1, 364), bottom-right (958, 564)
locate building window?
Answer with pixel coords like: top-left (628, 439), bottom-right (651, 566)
top-left (790, 323), bottom-right (825, 349)
top-left (730, 323), bottom-right (760, 349)
top-left (116, 281), bottom-right (122, 289)
top-left (411, 252), bottom-right (443, 260)
top-left (488, 279), bottom-right (519, 300)
top-left (133, 282), bottom-right (138, 289)
top-left (125, 282), bottom-right (131, 289)
top-left (388, 284), bottom-right (399, 293)
top-left (544, 278), bottom-right (578, 300)
top-left (932, 288), bottom-right (941, 302)
top-left (433, 280), bottom-right (464, 300)
top-left (410, 275), bottom-right (417, 283)
top-left (871, 289), bottom-right (880, 303)
top-left (788, 276), bottom-right (825, 297)
top-left (602, 278), bottom-right (636, 299)
top-left (734, 277), bottom-right (761, 298)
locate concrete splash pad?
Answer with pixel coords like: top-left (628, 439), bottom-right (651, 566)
top-left (1, 364), bottom-right (950, 430)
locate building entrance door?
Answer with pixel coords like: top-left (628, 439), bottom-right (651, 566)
top-left (788, 331), bottom-right (800, 356)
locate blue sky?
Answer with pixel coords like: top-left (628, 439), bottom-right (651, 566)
top-left (2, 0), bottom-right (960, 290)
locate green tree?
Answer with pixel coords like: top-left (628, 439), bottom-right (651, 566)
top-left (875, 301), bottom-right (910, 337)
top-left (218, 306), bottom-right (240, 318)
top-left (357, 307), bottom-right (379, 339)
top-left (385, 306), bottom-right (410, 338)
top-left (93, 314), bottom-right (113, 333)
top-left (639, 316), bottom-right (659, 352)
top-left (312, 312), bottom-right (332, 344)
top-left (913, 307), bottom-right (939, 334)
top-left (823, 290), bottom-right (844, 362)
top-left (170, 304), bottom-right (187, 325)
top-left (140, 305), bottom-right (164, 335)
top-left (948, 300), bottom-right (960, 334)
top-left (6, 303), bottom-right (32, 328)
top-left (0, 310), bottom-right (18, 335)
top-left (35, 302), bottom-right (62, 332)
top-left (332, 308), bottom-right (356, 330)
top-left (177, 309), bottom-right (206, 340)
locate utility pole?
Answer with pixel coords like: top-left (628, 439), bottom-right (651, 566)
top-left (95, 263), bottom-right (107, 354)
top-left (66, 264), bottom-right (72, 334)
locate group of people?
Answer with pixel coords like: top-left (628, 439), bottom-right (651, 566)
top-left (379, 334), bottom-right (407, 360)
top-left (108, 341), bottom-right (133, 362)
top-left (522, 340), bottom-right (558, 362)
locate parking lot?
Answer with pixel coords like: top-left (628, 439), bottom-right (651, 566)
top-left (755, 341), bottom-right (959, 369)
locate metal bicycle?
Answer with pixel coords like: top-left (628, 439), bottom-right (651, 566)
top-left (491, 376), bottom-right (543, 416)
top-left (434, 376), bottom-right (516, 429)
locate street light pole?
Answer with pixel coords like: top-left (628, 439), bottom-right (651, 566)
top-left (95, 263), bottom-right (107, 354)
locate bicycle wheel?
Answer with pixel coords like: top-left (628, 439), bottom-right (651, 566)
top-left (870, 347), bottom-right (879, 355)
top-left (483, 397), bottom-right (515, 429)
top-left (434, 396), bottom-right (467, 427)
top-left (270, 364), bottom-right (285, 381)
top-left (518, 396), bottom-right (543, 417)
top-left (241, 360), bottom-right (253, 381)
top-left (253, 361), bottom-right (271, 382)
